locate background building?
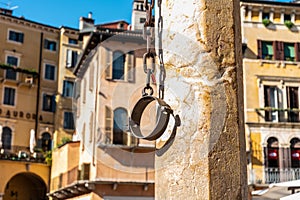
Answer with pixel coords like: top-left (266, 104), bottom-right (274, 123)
top-left (0, 7), bottom-right (59, 199)
top-left (48, 1), bottom-right (156, 199)
top-left (241, 0), bottom-right (300, 185)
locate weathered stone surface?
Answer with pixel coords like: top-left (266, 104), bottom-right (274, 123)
top-left (155, 0), bottom-right (247, 199)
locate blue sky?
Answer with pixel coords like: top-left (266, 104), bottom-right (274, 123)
top-left (1, 0), bottom-right (133, 28)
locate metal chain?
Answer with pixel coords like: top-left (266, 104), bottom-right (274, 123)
top-left (157, 0), bottom-right (165, 99)
top-left (142, 0), bottom-right (155, 96)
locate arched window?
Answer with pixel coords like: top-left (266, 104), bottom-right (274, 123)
top-left (2, 127), bottom-right (12, 150)
top-left (290, 138), bottom-right (300, 168)
top-left (41, 132), bottom-right (51, 151)
top-left (112, 51), bottom-right (125, 80)
top-left (113, 108), bottom-right (128, 145)
top-left (267, 137), bottom-right (279, 168)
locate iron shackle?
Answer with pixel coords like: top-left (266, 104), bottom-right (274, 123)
top-left (129, 96), bottom-right (172, 141)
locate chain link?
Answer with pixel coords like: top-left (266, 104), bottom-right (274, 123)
top-left (142, 0), bottom-right (155, 96)
top-left (157, 0), bottom-right (165, 99)
top-left (142, 0), bottom-right (165, 99)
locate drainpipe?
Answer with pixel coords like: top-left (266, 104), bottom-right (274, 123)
top-left (35, 33), bottom-right (43, 138)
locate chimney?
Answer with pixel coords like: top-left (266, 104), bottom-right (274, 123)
top-left (79, 12), bottom-right (95, 31)
top-left (0, 8), bottom-right (13, 15)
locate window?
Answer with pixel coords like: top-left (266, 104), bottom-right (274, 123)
top-left (112, 51), bottom-right (125, 80)
top-left (113, 108), bottom-right (128, 145)
top-left (66, 49), bottom-right (78, 68)
top-left (44, 39), bottom-right (57, 51)
top-left (290, 138), bottom-right (300, 168)
top-left (263, 84), bottom-right (300, 123)
top-left (41, 132), bottom-right (52, 151)
top-left (8, 30), bottom-right (24, 43)
top-left (262, 12), bottom-right (270, 20)
top-left (42, 94), bottom-right (55, 112)
top-left (258, 40), bottom-right (300, 61)
top-left (287, 87), bottom-right (299, 122)
top-left (262, 41), bottom-right (273, 60)
top-left (3, 87), bottom-right (15, 106)
top-left (64, 112), bottom-right (75, 130)
top-left (140, 18), bottom-right (146, 23)
top-left (264, 85), bottom-right (282, 122)
top-left (63, 80), bottom-right (74, 97)
top-left (284, 43), bottom-right (295, 61)
top-left (2, 127), bottom-right (12, 150)
top-left (266, 137), bottom-right (279, 168)
top-left (6, 55), bottom-right (18, 80)
top-left (44, 64), bottom-right (55, 80)
top-left (105, 49), bottom-right (135, 81)
top-left (68, 38), bottom-right (78, 45)
top-left (284, 14), bottom-right (291, 22)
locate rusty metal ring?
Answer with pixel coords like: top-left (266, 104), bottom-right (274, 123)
top-left (129, 96), bottom-right (172, 141)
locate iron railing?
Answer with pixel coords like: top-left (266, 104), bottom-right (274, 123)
top-left (0, 145), bottom-right (45, 163)
top-left (265, 168), bottom-right (300, 183)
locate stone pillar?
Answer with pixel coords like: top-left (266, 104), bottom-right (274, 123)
top-left (155, 0), bottom-right (247, 199)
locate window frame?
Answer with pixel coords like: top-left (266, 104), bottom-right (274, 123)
top-left (105, 49), bottom-right (135, 82)
top-left (7, 29), bottom-right (24, 44)
top-left (44, 39), bottom-right (57, 52)
top-left (42, 93), bottom-right (56, 112)
top-left (66, 49), bottom-right (78, 68)
top-left (44, 63), bottom-right (56, 81)
top-left (63, 111), bottom-right (75, 130)
top-left (62, 80), bottom-right (75, 98)
top-left (259, 78), bottom-right (300, 123)
top-left (3, 86), bottom-right (16, 107)
top-left (5, 54), bottom-right (20, 80)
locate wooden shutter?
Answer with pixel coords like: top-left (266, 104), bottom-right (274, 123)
top-left (105, 49), bottom-right (113, 79)
top-left (275, 41), bottom-right (284, 60)
top-left (126, 52), bottom-right (135, 82)
top-left (295, 43), bottom-right (300, 61)
top-left (257, 40), bottom-right (262, 59)
top-left (44, 39), bottom-right (48, 49)
top-left (105, 106), bottom-right (113, 144)
top-left (89, 112), bottom-right (93, 143)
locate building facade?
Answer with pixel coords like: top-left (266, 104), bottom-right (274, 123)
top-left (241, 0), bottom-right (300, 184)
top-left (49, 27), bottom-right (155, 199)
top-left (0, 8), bottom-right (59, 199)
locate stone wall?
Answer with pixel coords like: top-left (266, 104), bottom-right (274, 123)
top-left (155, 0), bottom-right (247, 199)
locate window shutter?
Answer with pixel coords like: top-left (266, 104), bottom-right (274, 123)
top-left (276, 41), bottom-right (284, 60)
top-left (44, 39), bottom-right (48, 49)
top-left (89, 112), bottom-right (93, 143)
top-left (52, 95), bottom-right (56, 112)
top-left (72, 51), bottom-right (78, 67)
top-left (20, 33), bottom-right (24, 43)
top-left (126, 52), bottom-right (135, 82)
top-left (105, 106), bottom-right (112, 144)
top-left (66, 49), bottom-right (72, 67)
top-left (295, 43), bottom-right (300, 61)
top-left (257, 40), bottom-right (262, 59)
top-left (105, 49), bottom-right (113, 79)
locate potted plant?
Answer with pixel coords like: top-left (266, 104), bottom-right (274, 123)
top-left (262, 18), bottom-right (271, 27)
top-left (284, 20), bottom-right (294, 29)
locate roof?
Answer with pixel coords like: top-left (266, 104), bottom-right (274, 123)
top-left (73, 28), bottom-right (144, 78)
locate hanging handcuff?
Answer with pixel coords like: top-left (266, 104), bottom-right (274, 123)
top-left (129, 0), bottom-right (180, 142)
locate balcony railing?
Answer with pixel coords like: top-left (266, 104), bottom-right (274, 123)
top-left (265, 168), bottom-right (300, 184)
top-left (0, 145), bottom-right (46, 163)
top-left (255, 108), bottom-right (300, 123)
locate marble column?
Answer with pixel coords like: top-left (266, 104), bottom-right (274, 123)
top-left (155, 0), bottom-right (247, 199)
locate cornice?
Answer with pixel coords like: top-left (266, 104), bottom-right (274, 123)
top-left (0, 14), bottom-right (60, 34)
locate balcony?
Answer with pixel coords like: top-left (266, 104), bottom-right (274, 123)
top-left (255, 108), bottom-right (300, 123)
top-left (0, 64), bottom-right (38, 86)
top-left (0, 145), bottom-right (46, 163)
top-left (265, 168), bottom-right (300, 184)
